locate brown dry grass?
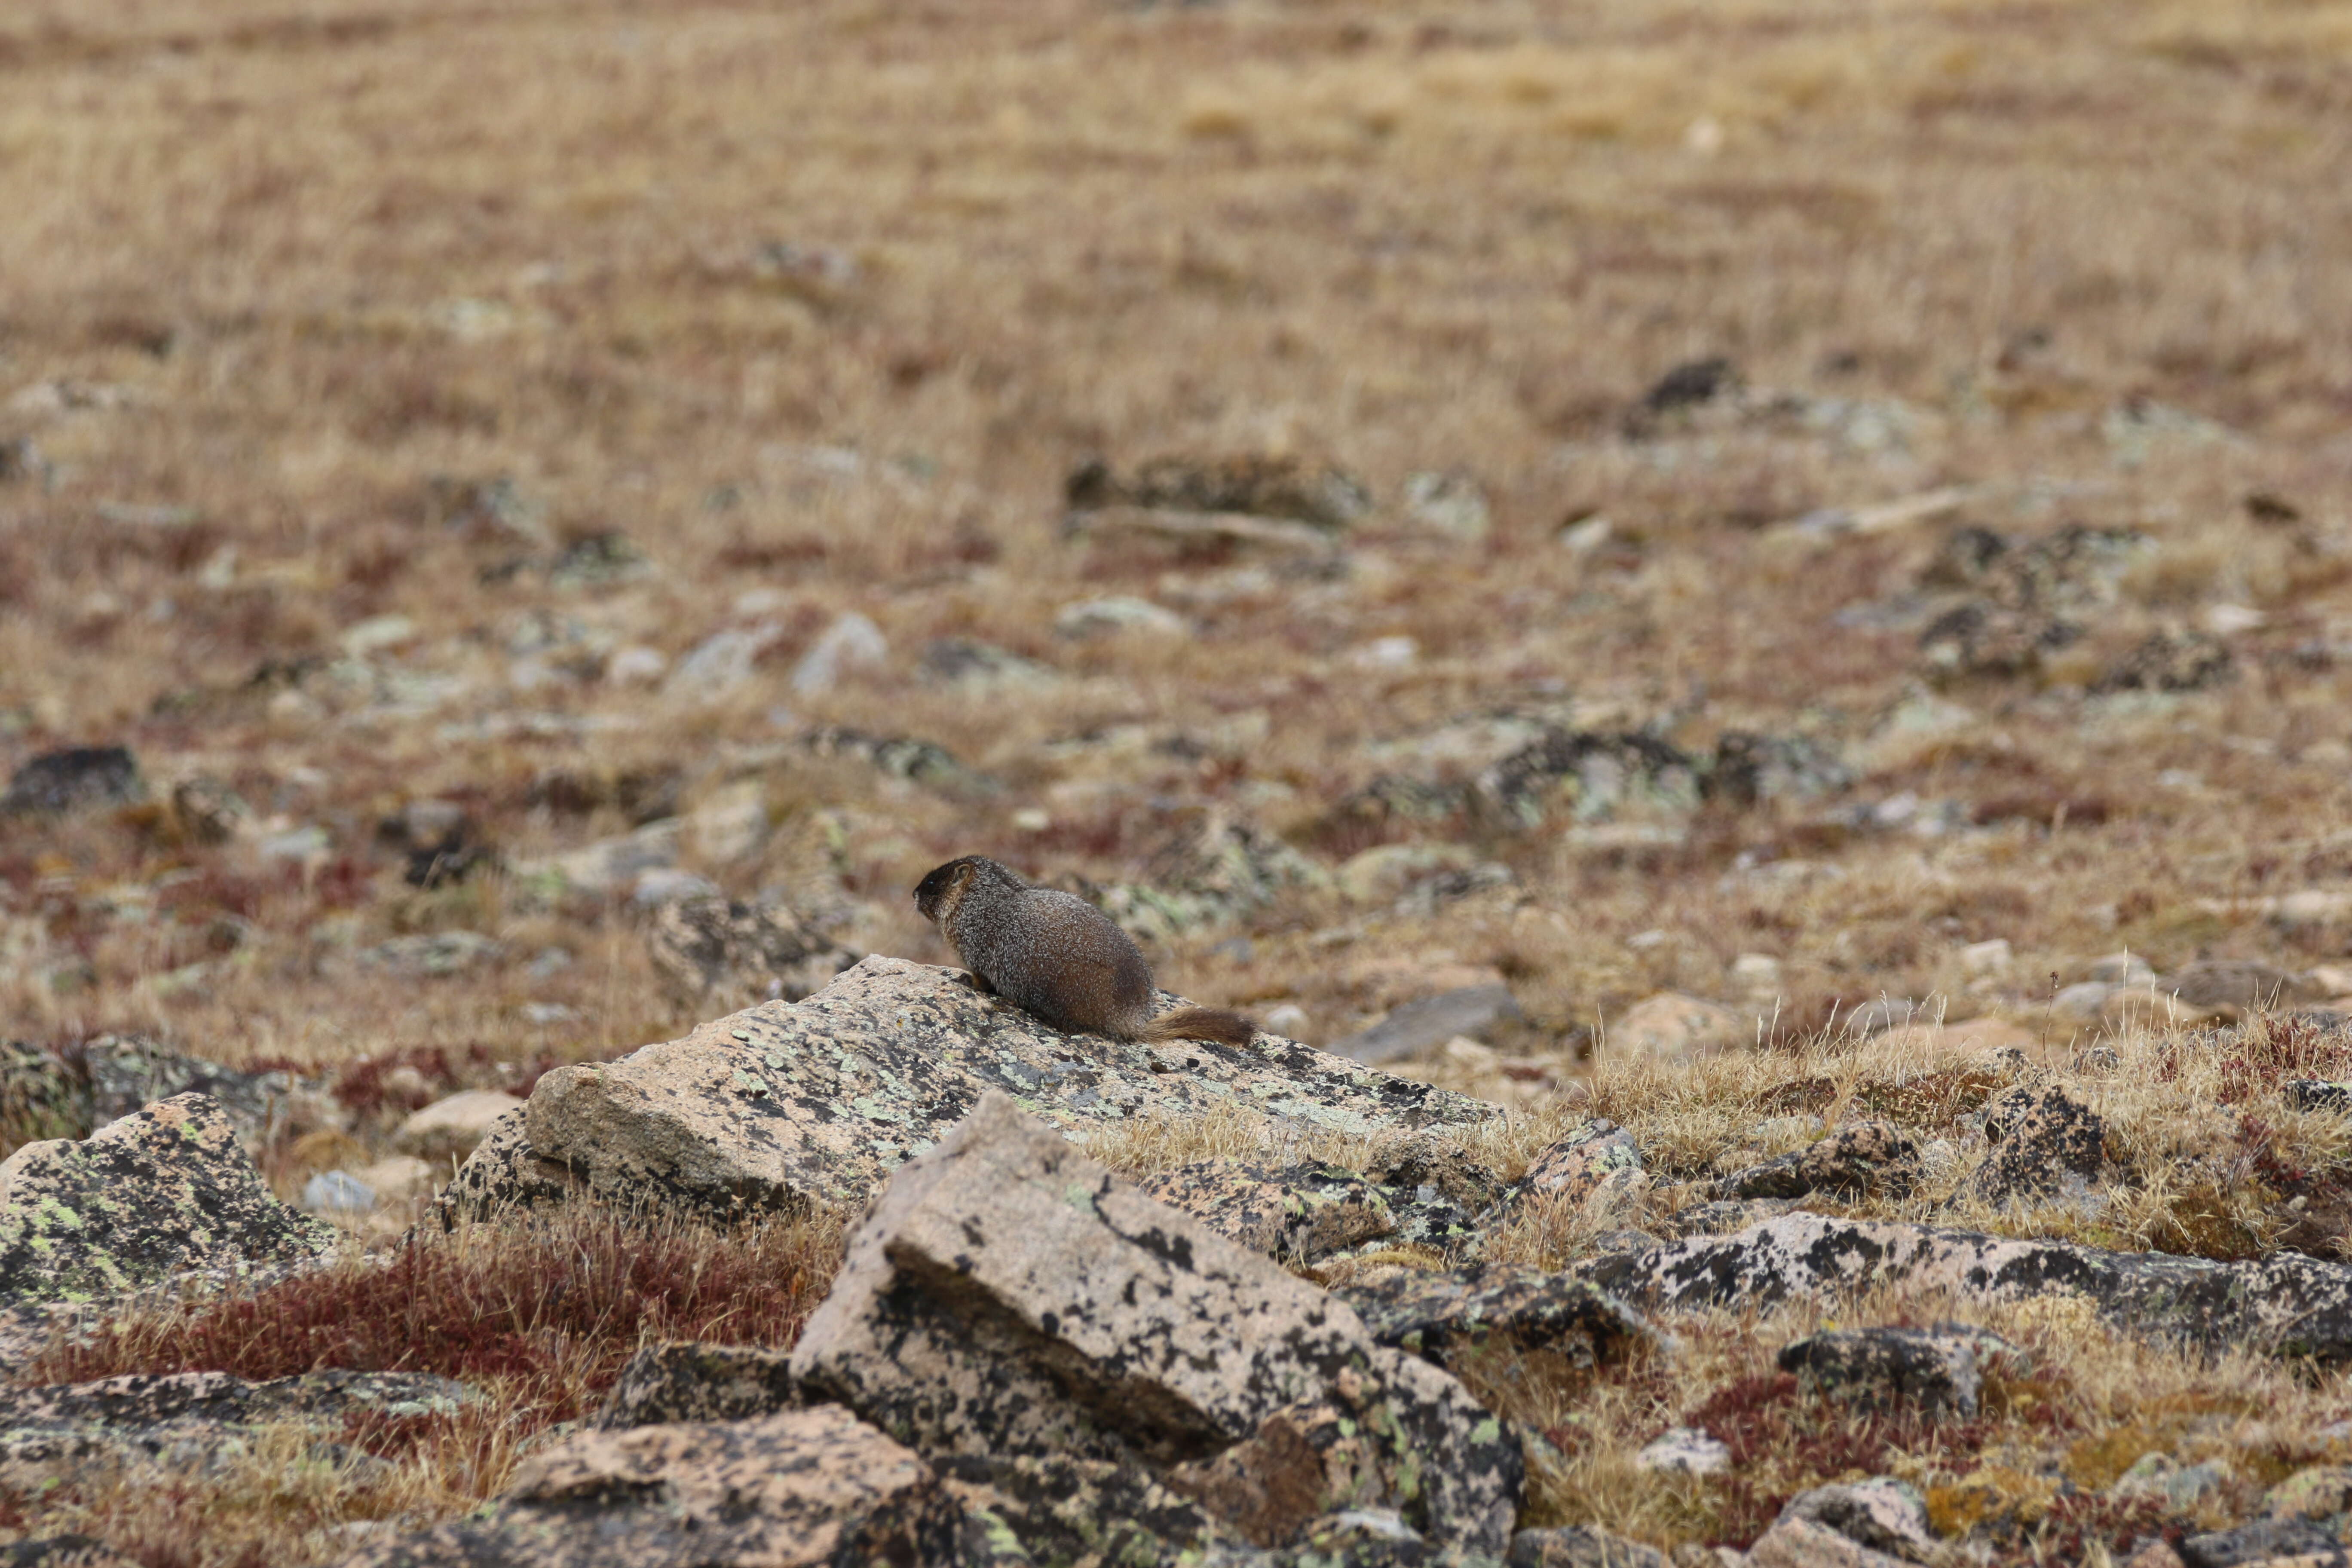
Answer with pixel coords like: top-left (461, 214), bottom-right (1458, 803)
top-left (5, 0), bottom-right (2352, 1559)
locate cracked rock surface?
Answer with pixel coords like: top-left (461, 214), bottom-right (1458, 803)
top-left (443, 956), bottom-right (1492, 1222)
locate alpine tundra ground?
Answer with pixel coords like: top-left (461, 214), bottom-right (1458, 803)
top-left (3, 0), bottom-right (2352, 1562)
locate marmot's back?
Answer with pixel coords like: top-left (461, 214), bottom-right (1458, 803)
top-left (968, 884), bottom-right (1156, 1037)
top-left (912, 856), bottom-right (1254, 1046)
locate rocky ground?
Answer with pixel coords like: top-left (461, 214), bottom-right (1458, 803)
top-left (5, 0), bottom-right (2352, 1562)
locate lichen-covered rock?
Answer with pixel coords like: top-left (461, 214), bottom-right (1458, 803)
top-left (1591, 1212), bottom-right (2352, 1363)
top-left (0, 1044), bottom-right (89, 1156)
top-left (1745, 1514), bottom-right (1915, 1568)
top-left (1164, 1372), bottom-right (1510, 1551)
top-left (1661, 1198), bottom-right (1796, 1239)
top-left (1472, 732), bottom-right (1700, 833)
top-left (790, 1092), bottom-right (1522, 1552)
top-left (0, 1094), bottom-right (336, 1306)
top-left (1776, 1324), bottom-right (2020, 1418)
top-left (334, 1405), bottom-right (1009, 1568)
top-left (1969, 1084), bottom-right (2104, 1206)
top-left (1507, 1525), bottom-right (1670, 1567)
top-left (1097, 810), bottom-right (1331, 941)
top-left (447, 956), bottom-right (1489, 1222)
top-left (935, 1453), bottom-right (1248, 1564)
top-left (2265, 1464), bottom-right (2352, 1522)
top-left (1065, 451), bottom-right (1372, 530)
top-left (1775, 1478), bottom-right (1937, 1563)
top-left (0, 747), bottom-right (144, 817)
top-left (1516, 1120), bottom-right (1646, 1217)
top-left (1719, 1121), bottom-right (1921, 1202)
top-left (1336, 1266), bottom-right (1654, 1376)
top-left (595, 1342), bottom-right (802, 1430)
top-left (80, 1034), bottom-right (338, 1154)
top-left (0, 1368), bottom-right (465, 1488)
top-left (0, 1534), bottom-right (132, 1568)
top-left (1138, 1161), bottom-right (1398, 1262)
top-left (641, 894), bottom-right (861, 1011)
top-left (2176, 1517), bottom-right (2343, 1568)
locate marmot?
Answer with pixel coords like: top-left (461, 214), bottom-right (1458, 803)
top-left (913, 855), bottom-right (1257, 1046)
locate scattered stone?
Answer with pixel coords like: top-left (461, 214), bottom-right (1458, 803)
top-left (682, 778), bottom-right (771, 865)
top-left (167, 776), bottom-right (248, 844)
top-left (1744, 1514), bottom-right (1915, 1568)
top-left (1336, 1265), bottom-right (1654, 1375)
top-left (934, 1452), bottom-right (1244, 1562)
top-left (1335, 842), bottom-right (1498, 908)
top-left (513, 820), bottom-right (683, 898)
top-left (1065, 451), bottom-right (1372, 531)
top-left (1960, 939), bottom-right (2014, 977)
top-left (1918, 600), bottom-right (2079, 681)
top-left (1402, 471), bottom-right (1492, 542)
top-left (662, 621), bottom-right (790, 703)
top-left (918, 638), bottom-right (1060, 690)
top-left (338, 1406), bottom-right (991, 1568)
top-left (445, 956), bottom-right (1489, 1222)
top-left (1507, 1524), bottom-right (1671, 1568)
top-left (0, 1093), bottom-right (336, 1307)
top-left (596, 1342), bottom-right (803, 1430)
top-left (1777, 1324), bottom-right (2020, 1418)
top-left (1843, 998), bottom-right (1924, 1037)
top-left (0, 1368), bottom-right (465, 1490)
top-left (1053, 596), bottom-right (1190, 638)
top-left (2169, 960), bottom-right (2322, 1020)
top-left (2112, 1453), bottom-right (2228, 1512)
top-left (1096, 808), bottom-right (1327, 941)
top-left (2089, 952), bottom-right (2161, 987)
top-left (1776, 1477), bottom-right (1936, 1562)
top-left (1634, 1427), bottom-right (1728, 1475)
top-left (542, 529), bottom-right (650, 589)
top-left (1, 747), bottom-right (144, 817)
top-left (791, 1092), bottom-right (1522, 1550)
top-left (1968, 1083), bottom-right (2104, 1206)
top-left (1137, 1161), bottom-right (1398, 1262)
top-left (300, 1170), bottom-right (376, 1214)
top-left (1630, 357), bottom-right (1740, 429)
top-left (1590, 1211), bottom-right (2352, 1364)
top-left (1473, 731), bottom-right (1701, 832)
top-left (1605, 993), bottom-right (1749, 1064)
top-left (1518, 1120), bottom-right (1648, 1217)
top-left (2176, 1517), bottom-right (2340, 1568)
top-left (789, 610), bottom-right (889, 695)
top-left (355, 931), bottom-right (502, 980)
top-left (1719, 1121), bottom-right (1921, 1202)
top-left (800, 726), bottom-right (979, 792)
top-left (1333, 984), bottom-right (1524, 1066)
top-left (2096, 630), bottom-right (2235, 694)
top-left (2263, 1463), bottom-right (2352, 1522)
top-left (78, 1034), bottom-right (335, 1151)
top-left (641, 894), bottom-right (861, 1011)
top-left (393, 1090), bottom-right (526, 1163)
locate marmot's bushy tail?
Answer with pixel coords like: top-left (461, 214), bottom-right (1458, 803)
top-left (1143, 1007), bottom-right (1258, 1047)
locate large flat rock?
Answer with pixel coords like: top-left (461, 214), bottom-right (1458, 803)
top-left (1591, 1211), bottom-right (2352, 1363)
top-left (449, 955), bottom-right (1493, 1220)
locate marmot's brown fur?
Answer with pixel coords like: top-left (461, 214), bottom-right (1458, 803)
top-left (912, 855), bottom-right (1257, 1047)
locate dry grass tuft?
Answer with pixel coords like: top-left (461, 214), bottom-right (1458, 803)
top-left (5, 1205), bottom-right (845, 1566)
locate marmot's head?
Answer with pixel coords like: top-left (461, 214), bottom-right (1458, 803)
top-left (913, 855), bottom-right (1021, 924)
